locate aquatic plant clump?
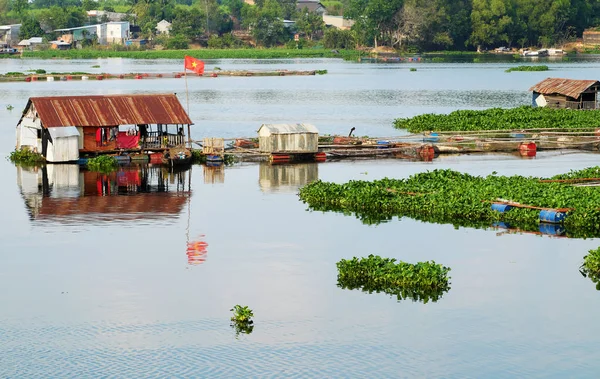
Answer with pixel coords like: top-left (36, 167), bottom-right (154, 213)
top-left (393, 106), bottom-right (600, 133)
top-left (8, 149), bottom-right (45, 164)
top-left (336, 255), bottom-right (451, 303)
top-left (230, 305), bottom-right (254, 337)
top-left (581, 247), bottom-right (600, 290)
top-left (505, 65), bottom-right (549, 72)
top-left (87, 156), bottom-right (119, 173)
top-left (298, 168), bottom-right (600, 238)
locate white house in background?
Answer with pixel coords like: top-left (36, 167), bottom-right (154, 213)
top-left (323, 15), bottom-right (354, 30)
top-left (0, 24), bottom-right (22, 45)
top-left (54, 21), bottom-right (130, 46)
top-left (156, 20), bottom-right (172, 35)
top-left (296, 0), bottom-right (326, 14)
top-left (99, 22), bottom-right (130, 45)
top-left (17, 37), bottom-right (44, 50)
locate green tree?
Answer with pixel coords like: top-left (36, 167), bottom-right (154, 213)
top-left (251, 0), bottom-right (287, 46)
top-left (171, 7), bottom-right (204, 39)
top-left (19, 17), bottom-right (45, 39)
top-left (345, 0), bottom-right (403, 48)
top-left (469, 0), bottom-right (517, 50)
top-left (11, 0), bottom-right (29, 18)
top-left (295, 8), bottom-right (325, 40)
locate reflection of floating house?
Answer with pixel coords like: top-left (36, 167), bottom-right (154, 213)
top-left (258, 162), bottom-right (318, 193)
top-left (257, 123), bottom-right (319, 153)
top-left (530, 78), bottom-right (600, 110)
top-left (17, 165), bottom-right (191, 224)
top-left (16, 94), bottom-right (193, 162)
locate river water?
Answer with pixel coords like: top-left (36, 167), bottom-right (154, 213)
top-left (2, 57), bottom-right (600, 377)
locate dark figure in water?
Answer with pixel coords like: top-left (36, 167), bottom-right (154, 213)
top-left (348, 127), bottom-right (356, 137)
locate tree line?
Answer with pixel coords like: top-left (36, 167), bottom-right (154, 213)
top-left (1, 0), bottom-right (599, 50)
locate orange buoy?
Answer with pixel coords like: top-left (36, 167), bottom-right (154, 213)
top-left (96, 75), bottom-right (104, 80)
top-left (135, 75), bottom-right (143, 80)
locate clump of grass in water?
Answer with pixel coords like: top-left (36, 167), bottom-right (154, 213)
top-left (6, 104), bottom-right (13, 110)
top-left (8, 148), bottom-right (45, 164)
top-left (230, 305), bottom-right (254, 337)
top-left (336, 255), bottom-right (451, 303)
top-left (91, 65), bottom-right (100, 68)
top-left (410, 67), bottom-right (417, 72)
top-left (87, 155), bottom-right (119, 173)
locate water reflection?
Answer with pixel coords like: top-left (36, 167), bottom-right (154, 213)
top-left (16, 164), bottom-right (191, 225)
top-left (186, 235), bottom-right (208, 266)
top-left (259, 162), bottom-right (319, 193)
top-left (203, 164), bottom-right (225, 184)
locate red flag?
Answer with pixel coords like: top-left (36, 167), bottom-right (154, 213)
top-left (184, 56), bottom-right (204, 75)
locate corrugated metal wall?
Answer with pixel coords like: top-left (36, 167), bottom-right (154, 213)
top-left (47, 136), bottom-right (79, 162)
top-left (259, 133), bottom-right (318, 153)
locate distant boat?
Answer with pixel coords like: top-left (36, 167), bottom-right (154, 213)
top-left (0, 44), bottom-right (19, 55)
top-left (521, 49), bottom-right (549, 57)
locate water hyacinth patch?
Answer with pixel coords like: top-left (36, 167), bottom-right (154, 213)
top-left (336, 255), bottom-right (451, 303)
top-left (581, 247), bottom-right (600, 290)
top-left (87, 156), bottom-right (119, 173)
top-left (505, 65), bottom-right (549, 72)
top-left (393, 106), bottom-right (600, 133)
top-left (230, 305), bottom-right (254, 337)
top-left (298, 167), bottom-right (600, 238)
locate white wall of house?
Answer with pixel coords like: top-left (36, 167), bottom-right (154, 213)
top-left (323, 15), bottom-right (354, 30)
top-left (16, 114), bottom-right (41, 151)
top-left (156, 20), bottom-right (172, 35)
top-left (46, 127), bottom-right (80, 163)
top-left (0, 24), bottom-right (22, 45)
top-left (99, 22), bottom-right (129, 45)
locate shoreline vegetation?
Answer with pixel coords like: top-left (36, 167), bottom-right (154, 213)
top-left (12, 48), bottom-right (364, 60)
top-left (0, 48), bottom-right (585, 61)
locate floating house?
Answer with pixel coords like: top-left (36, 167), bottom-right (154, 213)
top-left (257, 123), bottom-right (319, 153)
top-left (16, 94), bottom-right (193, 163)
top-left (530, 78), bottom-right (600, 109)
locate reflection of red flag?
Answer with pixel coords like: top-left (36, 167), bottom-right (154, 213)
top-left (186, 236), bottom-right (208, 265)
top-left (184, 56), bottom-right (204, 75)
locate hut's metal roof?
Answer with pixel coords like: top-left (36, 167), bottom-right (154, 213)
top-left (28, 94), bottom-right (192, 128)
top-left (258, 123), bottom-right (319, 134)
top-left (529, 78), bottom-right (600, 98)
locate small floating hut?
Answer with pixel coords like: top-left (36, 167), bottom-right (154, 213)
top-left (257, 123), bottom-right (319, 153)
top-left (16, 94), bottom-right (192, 162)
top-left (530, 78), bottom-right (600, 110)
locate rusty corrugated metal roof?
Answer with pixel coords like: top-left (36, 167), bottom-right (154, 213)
top-left (529, 78), bottom-right (600, 99)
top-left (29, 94), bottom-right (192, 128)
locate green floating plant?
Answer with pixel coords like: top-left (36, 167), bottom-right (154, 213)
top-left (230, 305), bottom-right (254, 337)
top-left (336, 255), bottom-right (451, 303)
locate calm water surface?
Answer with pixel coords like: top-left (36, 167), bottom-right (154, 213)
top-left (1, 58), bottom-right (600, 377)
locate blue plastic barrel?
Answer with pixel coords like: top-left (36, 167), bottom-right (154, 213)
top-left (539, 209), bottom-right (566, 224)
top-left (509, 133), bottom-right (525, 139)
top-left (115, 155), bottom-right (131, 164)
top-left (423, 133), bottom-right (439, 143)
top-left (77, 158), bottom-right (88, 165)
top-left (377, 140), bottom-right (390, 149)
top-left (539, 223), bottom-right (566, 236)
top-left (206, 154), bottom-right (223, 162)
top-left (491, 203), bottom-right (513, 212)
top-left (492, 221), bottom-right (511, 229)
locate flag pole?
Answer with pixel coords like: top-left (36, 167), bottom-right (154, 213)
top-left (184, 64), bottom-right (191, 148)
